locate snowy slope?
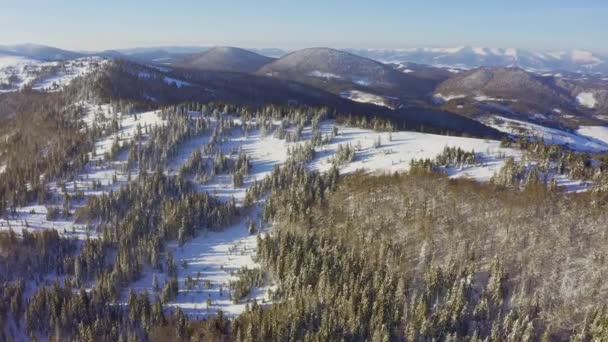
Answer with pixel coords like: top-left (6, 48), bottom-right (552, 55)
top-left (5, 106), bottom-right (590, 319)
top-left (0, 55), bottom-right (36, 68)
top-left (0, 104), bottom-right (166, 236)
top-left (312, 123), bottom-right (518, 182)
top-left (576, 126), bottom-right (608, 146)
top-left (125, 117), bottom-right (523, 318)
top-left (482, 116), bottom-right (608, 152)
top-left (577, 92), bottom-right (597, 108)
top-left (347, 47), bottom-right (608, 74)
top-left (0, 56), bottom-right (106, 92)
top-left (131, 205), bottom-right (275, 317)
top-left (339, 90), bottom-right (396, 108)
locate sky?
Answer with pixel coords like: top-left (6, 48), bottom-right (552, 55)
top-left (0, 0), bottom-right (606, 53)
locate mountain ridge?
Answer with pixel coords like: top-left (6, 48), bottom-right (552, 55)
top-left (175, 46), bottom-right (274, 73)
top-left (346, 46), bottom-right (608, 74)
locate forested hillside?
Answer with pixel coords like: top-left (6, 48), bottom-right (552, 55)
top-left (1, 56), bottom-right (608, 341)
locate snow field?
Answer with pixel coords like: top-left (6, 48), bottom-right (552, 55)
top-left (312, 123), bottom-right (519, 182)
top-left (483, 115), bottom-right (608, 152)
top-left (0, 57), bottom-right (107, 92)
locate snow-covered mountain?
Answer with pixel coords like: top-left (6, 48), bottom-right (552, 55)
top-left (346, 47), bottom-right (608, 74)
top-left (258, 47), bottom-right (400, 86)
top-left (256, 47), bottom-right (443, 107)
top-left (429, 66), bottom-right (608, 129)
top-left (0, 43), bottom-right (84, 61)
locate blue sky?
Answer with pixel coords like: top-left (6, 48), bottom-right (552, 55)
top-left (0, 0), bottom-right (606, 53)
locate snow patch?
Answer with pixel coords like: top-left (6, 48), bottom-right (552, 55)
top-left (164, 77), bottom-right (191, 88)
top-left (473, 47), bottom-right (487, 56)
top-left (433, 93), bottom-right (466, 103)
top-left (571, 50), bottom-right (601, 64)
top-left (577, 92), bottom-right (597, 108)
top-left (504, 48), bottom-right (518, 58)
top-left (308, 70), bottom-right (341, 79)
top-left (310, 123), bottom-right (519, 182)
top-left (576, 126), bottom-right (608, 146)
top-left (340, 90), bottom-right (394, 108)
top-left (131, 209), bottom-right (275, 318)
top-left (474, 95), bottom-right (505, 102)
top-left (353, 77), bottom-right (371, 86)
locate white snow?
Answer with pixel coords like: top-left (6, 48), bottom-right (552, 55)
top-left (0, 55), bottom-right (36, 68)
top-left (164, 77), bottom-right (191, 88)
top-left (483, 115), bottom-right (608, 152)
top-left (353, 78), bottom-right (371, 86)
top-left (0, 56), bottom-right (107, 92)
top-left (5, 105), bottom-right (595, 318)
top-left (576, 126), bottom-right (608, 146)
top-left (474, 95), bottom-right (504, 102)
top-left (131, 207), bottom-right (275, 318)
top-left (571, 50), bottom-right (601, 64)
top-left (533, 52), bottom-right (550, 60)
top-left (0, 105), bottom-right (166, 236)
top-left (577, 92), bottom-right (597, 108)
top-left (504, 48), bottom-right (518, 58)
top-left (310, 123), bottom-right (519, 182)
top-left (385, 61), bottom-right (414, 74)
top-left (190, 128), bottom-right (292, 203)
top-left (340, 90), bottom-right (395, 108)
top-left (433, 93), bottom-right (466, 103)
top-left (531, 113), bottom-right (547, 120)
top-left (308, 70), bottom-right (341, 79)
top-left (127, 118), bottom-right (526, 317)
top-left (411, 46), bottom-right (464, 54)
top-left (547, 51), bottom-right (566, 60)
top-left (473, 47), bottom-right (487, 56)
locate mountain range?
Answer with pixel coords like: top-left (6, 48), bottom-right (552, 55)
top-left (0, 43), bottom-right (84, 60)
top-left (2, 43), bottom-right (608, 132)
top-left (346, 47), bottom-right (608, 74)
top-left (3, 43), bottom-right (608, 75)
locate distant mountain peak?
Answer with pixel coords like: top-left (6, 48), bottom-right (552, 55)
top-left (0, 43), bottom-right (84, 61)
top-left (175, 46), bottom-right (274, 73)
top-left (346, 47), bottom-right (608, 74)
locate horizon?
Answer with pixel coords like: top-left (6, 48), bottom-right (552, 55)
top-left (3, 42), bottom-right (608, 57)
top-left (1, 0), bottom-right (607, 54)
